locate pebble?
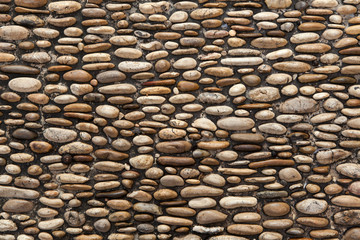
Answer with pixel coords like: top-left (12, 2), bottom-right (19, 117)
top-left (0, 25), bottom-right (29, 41)
top-left (38, 219), bottom-right (64, 230)
top-left (2, 199), bottom-right (34, 213)
top-left (43, 128), bottom-right (77, 143)
top-left (219, 197), bottom-right (257, 209)
top-left (9, 78), bottom-right (42, 93)
top-left (196, 210), bottom-right (227, 224)
top-left (296, 199), bottom-right (328, 214)
top-left (336, 163), bottom-right (360, 178)
top-left (227, 224), bottom-right (263, 236)
top-left (217, 117), bottom-right (255, 131)
top-left (0, 220), bottom-right (17, 232)
top-left (188, 198), bottom-right (217, 209)
top-left (263, 202), bottom-right (290, 216)
top-left (248, 87), bottom-right (280, 102)
top-left (48, 1), bottom-right (81, 14)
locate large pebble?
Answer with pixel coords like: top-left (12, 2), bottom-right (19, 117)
top-left (296, 199), bottom-right (328, 214)
top-left (9, 78), bottom-right (41, 93)
top-left (0, 25), bottom-right (29, 41)
top-left (217, 117), bottom-right (255, 131)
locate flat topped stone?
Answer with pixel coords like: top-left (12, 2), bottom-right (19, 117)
top-left (0, 25), bottom-right (29, 41)
top-left (209, 236), bottom-right (249, 240)
top-left (2, 199), bottom-right (34, 213)
top-left (9, 77), bottom-right (41, 93)
top-left (196, 210), bottom-right (228, 224)
top-left (15, 0), bottom-right (47, 8)
top-left (227, 224), bottom-right (263, 236)
top-left (337, 163), bottom-right (360, 178)
top-left (38, 218), bottom-right (64, 230)
top-left (251, 37), bottom-right (288, 48)
top-left (311, 0), bottom-right (338, 7)
top-left (334, 210), bottom-right (360, 225)
top-left (190, 8), bottom-right (224, 20)
top-left (0, 186), bottom-right (39, 199)
top-left (0, 220), bottom-right (17, 232)
top-left (58, 142), bottom-right (93, 155)
top-left (217, 117), bottom-right (255, 131)
top-left (173, 57), bottom-right (197, 69)
top-left (118, 61), bottom-right (152, 72)
top-left (221, 57), bottom-right (264, 66)
top-left (273, 61), bottom-right (311, 73)
top-left (181, 185), bottom-right (224, 198)
top-left (139, 1), bottom-right (170, 14)
top-left (43, 128), bottom-right (77, 143)
top-left (316, 149), bottom-right (351, 164)
top-left (63, 70), bottom-right (92, 82)
top-left (48, 1), bottom-right (81, 14)
top-left (296, 198), bottom-right (328, 214)
top-left (99, 84), bottom-right (136, 94)
top-left (205, 67), bottom-right (234, 77)
top-left (279, 96), bottom-right (318, 113)
top-left (219, 197), bottom-right (257, 209)
top-left (332, 195), bottom-right (360, 207)
top-left (248, 87), bottom-right (280, 102)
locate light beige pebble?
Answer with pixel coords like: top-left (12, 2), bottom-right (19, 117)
top-left (331, 195), bottom-right (360, 207)
top-left (43, 128), bottom-right (77, 143)
top-left (216, 150), bottom-right (238, 161)
top-left (257, 21), bottom-right (277, 30)
top-left (9, 78), bottom-right (42, 93)
top-left (203, 174), bottom-right (226, 187)
top-left (139, 1), bottom-right (170, 14)
top-left (221, 57), bottom-right (263, 66)
top-left (217, 117), bottom-right (255, 131)
top-left (311, 0), bottom-right (338, 7)
top-left (129, 155), bottom-right (154, 169)
top-left (219, 196), bottom-right (257, 209)
top-left (173, 57), bottom-right (197, 69)
top-left (38, 219), bottom-right (64, 230)
top-left (279, 168), bottom-right (302, 182)
top-left (169, 11), bottom-right (188, 23)
top-left (322, 29), bottom-right (343, 40)
top-left (255, 110), bottom-right (275, 120)
top-left (205, 106), bottom-right (233, 116)
top-left (258, 123), bottom-right (287, 135)
top-left (0, 25), bottom-right (30, 41)
top-left (95, 105), bottom-right (120, 118)
top-left (248, 87), bottom-right (280, 102)
top-left (290, 33), bottom-right (319, 44)
top-left (281, 85), bottom-right (298, 96)
top-left (320, 53), bottom-right (339, 64)
top-left (266, 49), bottom-right (293, 60)
top-left (0, 220), bottom-right (17, 231)
top-left (296, 198), bottom-right (328, 214)
top-left (253, 12), bottom-right (279, 20)
top-left (229, 84), bottom-right (246, 96)
top-left (259, 232), bottom-right (283, 240)
top-left (299, 86), bottom-right (316, 95)
top-left (192, 118), bottom-right (217, 131)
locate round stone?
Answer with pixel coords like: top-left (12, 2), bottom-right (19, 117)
top-left (279, 168), bottom-right (302, 182)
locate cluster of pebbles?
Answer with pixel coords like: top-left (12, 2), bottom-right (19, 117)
top-left (2, 0), bottom-right (360, 239)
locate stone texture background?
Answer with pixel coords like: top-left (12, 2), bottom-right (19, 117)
top-left (1, 0), bottom-right (360, 239)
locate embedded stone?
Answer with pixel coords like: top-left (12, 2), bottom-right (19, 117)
top-left (9, 78), bottom-right (41, 93)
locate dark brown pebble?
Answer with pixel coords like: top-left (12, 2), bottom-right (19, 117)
top-left (249, 159), bottom-right (295, 169)
top-left (158, 156), bottom-right (195, 166)
top-left (96, 190), bottom-right (127, 198)
top-left (233, 144), bottom-right (262, 152)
